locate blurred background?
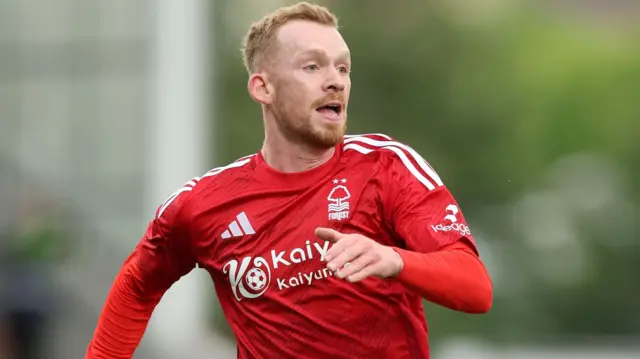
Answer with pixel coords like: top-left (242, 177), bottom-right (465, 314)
top-left (0, 0), bottom-right (638, 358)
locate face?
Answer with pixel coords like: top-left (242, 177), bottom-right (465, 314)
top-left (254, 20), bottom-right (351, 149)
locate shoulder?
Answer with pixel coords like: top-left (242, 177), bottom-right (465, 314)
top-left (198, 153), bottom-right (256, 188)
top-left (341, 133), bottom-right (397, 164)
top-left (343, 133), bottom-right (421, 160)
top-left (155, 154), bottom-right (256, 222)
top-left (342, 133), bottom-right (428, 166)
top-left (342, 133), bottom-right (444, 190)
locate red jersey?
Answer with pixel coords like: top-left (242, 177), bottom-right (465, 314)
top-left (122, 134), bottom-right (476, 359)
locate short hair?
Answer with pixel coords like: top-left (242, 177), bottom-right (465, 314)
top-left (241, 2), bottom-right (339, 74)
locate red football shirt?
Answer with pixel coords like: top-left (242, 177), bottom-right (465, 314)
top-left (94, 133), bottom-right (477, 359)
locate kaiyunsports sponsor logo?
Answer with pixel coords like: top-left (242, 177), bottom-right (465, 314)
top-left (223, 240), bottom-right (333, 301)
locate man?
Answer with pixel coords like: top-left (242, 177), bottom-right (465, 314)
top-left (85, 2), bottom-right (492, 358)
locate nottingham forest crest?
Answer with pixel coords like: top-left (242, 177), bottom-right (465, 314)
top-left (328, 178), bottom-right (350, 221)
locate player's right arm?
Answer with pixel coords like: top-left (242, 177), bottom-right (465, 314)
top-left (85, 185), bottom-right (197, 359)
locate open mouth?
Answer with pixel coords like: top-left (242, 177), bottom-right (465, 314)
top-left (316, 102), bottom-right (343, 118)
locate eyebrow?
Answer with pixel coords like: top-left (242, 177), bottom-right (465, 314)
top-left (297, 48), bottom-right (351, 61)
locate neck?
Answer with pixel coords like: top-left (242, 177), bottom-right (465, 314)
top-left (261, 130), bottom-right (335, 173)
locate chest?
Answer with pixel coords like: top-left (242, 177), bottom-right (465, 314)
top-left (194, 169), bottom-right (391, 300)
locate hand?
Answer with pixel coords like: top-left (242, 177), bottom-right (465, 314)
top-left (315, 227), bottom-right (404, 283)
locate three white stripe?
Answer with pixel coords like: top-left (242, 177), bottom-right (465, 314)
top-left (157, 177), bottom-right (200, 218)
top-left (343, 136), bottom-right (443, 190)
top-left (221, 211), bottom-right (255, 239)
top-left (157, 156), bottom-right (254, 219)
top-left (203, 156), bottom-right (253, 178)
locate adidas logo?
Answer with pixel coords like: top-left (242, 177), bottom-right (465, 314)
top-left (221, 211), bottom-right (255, 239)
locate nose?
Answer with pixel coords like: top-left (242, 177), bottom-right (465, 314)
top-left (323, 68), bottom-right (346, 93)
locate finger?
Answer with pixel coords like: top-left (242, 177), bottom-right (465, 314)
top-left (324, 235), bottom-right (355, 262)
top-left (346, 262), bottom-right (382, 283)
top-left (335, 253), bottom-right (375, 279)
top-left (327, 240), bottom-right (366, 272)
top-left (315, 227), bottom-right (344, 243)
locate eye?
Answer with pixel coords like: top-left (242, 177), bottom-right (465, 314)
top-left (304, 64), bottom-right (319, 71)
top-left (337, 66), bottom-right (350, 74)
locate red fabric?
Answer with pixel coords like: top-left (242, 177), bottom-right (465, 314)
top-left (85, 255), bottom-right (158, 359)
top-left (85, 134), bottom-right (492, 359)
top-left (86, 182), bottom-right (197, 359)
top-left (395, 240), bottom-right (492, 314)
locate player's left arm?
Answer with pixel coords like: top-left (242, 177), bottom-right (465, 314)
top-left (388, 184), bottom-right (492, 314)
top-left (317, 147), bottom-right (492, 314)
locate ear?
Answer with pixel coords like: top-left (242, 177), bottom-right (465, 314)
top-left (248, 72), bottom-right (274, 105)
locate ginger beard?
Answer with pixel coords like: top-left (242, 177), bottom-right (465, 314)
top-left (270, 80), bottom-right (347, 149)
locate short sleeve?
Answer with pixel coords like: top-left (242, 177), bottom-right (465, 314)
top-left (382, 147), bottom-right (477, 255)
top-left (134, 183), bottom-right (197, 288)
